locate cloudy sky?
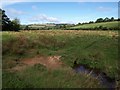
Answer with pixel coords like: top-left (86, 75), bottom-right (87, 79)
top-left (1, 1), bottom-right (118, 24)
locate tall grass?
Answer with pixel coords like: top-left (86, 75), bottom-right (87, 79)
top-left (3, 64), bottom-right (101, 88)
top-left (2, 30), bottom-right (118, 88)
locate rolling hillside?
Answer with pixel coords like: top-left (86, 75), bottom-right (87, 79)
top-left (69, 21), bottom-right (119, 30)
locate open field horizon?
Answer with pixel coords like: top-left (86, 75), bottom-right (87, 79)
top-left (1, 1), bottom-right (119, 89)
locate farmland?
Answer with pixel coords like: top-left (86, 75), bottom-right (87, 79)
top-left (69, 21), bottom-right (119, 30)
top-left (2, 30), bottom-right (119, 88)
top-left (20, 21), bottom-right (120, 30)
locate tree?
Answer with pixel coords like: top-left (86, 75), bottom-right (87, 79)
top-left (104, 17), bottom-right (110, 22)
top-left (0, 9), bottom-right (2, 30)
top-left (89, 21), bottom-right (94, 24)
top-left (24, 25), bottom-right (29, 30)
top-left (110, 17), bottom-right (114, 21)
top-left (78, 23), bottom-right (81, 25)
top-left (118, 18), bottom-right (120, 21)
top-left (95, 18), bottom-right (104, 23)
top-left (1, 8), bottom-right (20, 31)
top-left (1, 9), bottom-right (11, 31)
top-left (11, 18), bottom-right (20, 31)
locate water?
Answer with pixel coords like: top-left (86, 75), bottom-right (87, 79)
top-left (73, 64), bottom-right (116, 89)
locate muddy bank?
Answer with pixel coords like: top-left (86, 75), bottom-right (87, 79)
top-left (72, 63), bottom-right (116, 89)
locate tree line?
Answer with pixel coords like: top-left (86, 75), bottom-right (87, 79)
top-left (77, 17), bottom-right (119, 25)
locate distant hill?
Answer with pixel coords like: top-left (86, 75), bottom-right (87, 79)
top-left (68, 21), bottom-right (119, 30)
top-left (21, 23), bottom-right (74, 30)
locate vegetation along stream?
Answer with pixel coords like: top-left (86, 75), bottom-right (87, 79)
top-left (73, 61), bottom-right (116, 89)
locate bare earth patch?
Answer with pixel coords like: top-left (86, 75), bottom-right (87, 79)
top-left (9, 56), bottom-right (64, 71)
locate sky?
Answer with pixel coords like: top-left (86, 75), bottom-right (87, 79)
top-left (1, 1), bottom-right (118, 25)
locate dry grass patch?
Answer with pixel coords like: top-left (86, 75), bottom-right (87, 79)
top-left (8, 56), bottom-right (65, 71)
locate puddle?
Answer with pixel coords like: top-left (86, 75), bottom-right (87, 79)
top-left (72, 63), bottom-right (116, 89)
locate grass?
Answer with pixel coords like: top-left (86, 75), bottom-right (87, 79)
top-left (2, 30), bottom-right (118, 88)
top-left (69, 21), bottom-right (119, 30)
top-left (3, 64), bottom-right (101, 88)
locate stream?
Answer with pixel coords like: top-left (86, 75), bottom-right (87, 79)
top-left (72, 64), bottom-right (116, 89)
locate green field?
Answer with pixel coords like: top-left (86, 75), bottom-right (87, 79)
top-left (69, 21), bottom-right (119, 30)
top-left (2, 30), bottom-right (119, 88)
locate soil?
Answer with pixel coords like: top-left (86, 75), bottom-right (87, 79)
top-left (9, 56), bottom-right (64, 71)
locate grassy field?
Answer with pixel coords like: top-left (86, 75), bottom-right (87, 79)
top-left (2, 30), bottom-right (119, 88)
top-left (69, 21), bottom-right (119, 30)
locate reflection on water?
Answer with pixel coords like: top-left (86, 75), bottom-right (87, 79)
top-left (73, 64), bottom-right (116, 89)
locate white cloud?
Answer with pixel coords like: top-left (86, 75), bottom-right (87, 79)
top-left (58, 21), bottom-right (77, 24)
top-left (29, 14), bottom-right (59, 23)
top-left (47, 17), bottom-right (59, 22)
top-left (4, 8), bottom-right (26, 20)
